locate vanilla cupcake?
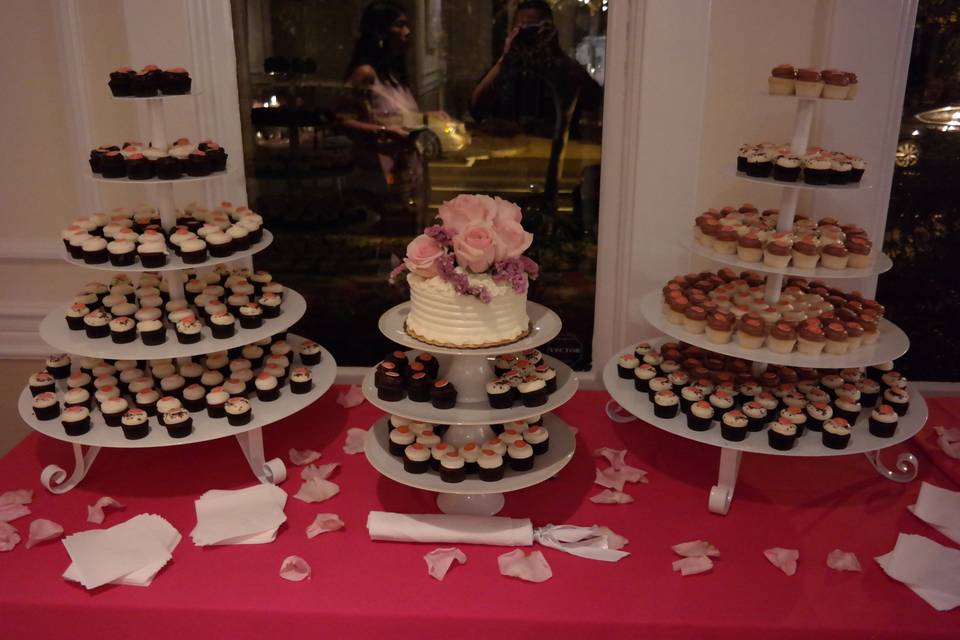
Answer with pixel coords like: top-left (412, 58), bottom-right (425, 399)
top-left (795, 68), bottom-right (824, 97)
top-left (763, 234), bottom-right (793, 268)
top-left (683, 305), bottom-right (708, 334)
top-left (821, 242), bottom-right (849, 270)
top-left (768, 64), bottom-right (796, 95)
top-left (736, 314), bottom-right (766, 349)
top-left (737, 232), bottom-right (763, 263)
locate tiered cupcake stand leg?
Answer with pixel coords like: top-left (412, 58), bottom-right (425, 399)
top-left (604, 93), bottom-right (925, 515)
top-left (19, 91), bottom-right (336, 493)
top-left (361, 302), bottom-right (579, 515)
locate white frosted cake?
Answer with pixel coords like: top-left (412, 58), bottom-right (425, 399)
top-left (405, 272), bottom-right (529, 348)
top-left (392, 194), bottom-right (537, 349)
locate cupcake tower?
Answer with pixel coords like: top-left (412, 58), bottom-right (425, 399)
top-left (361, 302), bottom-right (578, 516)
top-left (605, 71), bottom-right (925, 515)
top-left (17, 78), bottom-right (336, 494)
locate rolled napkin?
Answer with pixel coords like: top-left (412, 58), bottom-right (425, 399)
top-left (367, 511), bottom-right (533, 547)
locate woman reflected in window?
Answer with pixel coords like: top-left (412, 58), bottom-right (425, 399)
top-left (339, 0), bottom-right (430, 231)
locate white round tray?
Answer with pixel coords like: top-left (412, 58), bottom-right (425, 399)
top-left (682, 237), bottom-right (893, 279)
top-left (603, 343), bottom-right (927, 457)
top-left (360, 353), bottom-right (579, 425)
top-left (18, 335), bottom-right (335, 448)
top-left (378, 301), bottom-right (562, 356)
top-left (88, 166), bottom-right (231, 184)
top-left (639, 289), bottom-right (909, 369)
top-left (731, 170), bottom-right (871, 191)
top-left (363, 413), bottom-right (575, 494)
top-left (764, 92), bottom-right (855, 103)
top-left (61, 230), bottom-right (273, 273)
top-left (39, 288), bottom-right (307, 360)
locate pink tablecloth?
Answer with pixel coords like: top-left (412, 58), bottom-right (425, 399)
top-left (1, 387), bottom-right (958, 639)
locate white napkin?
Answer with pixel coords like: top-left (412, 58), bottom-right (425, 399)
top-left (62, 514), bottom-right (180, 589)
top-left (876, 533), bottom-right (960, 611)
top-left (190, 484), bottom-right (287, 546)
top-left (908, 482), bottom-right (960, 545)
top-left (367, 511), bottom-right (533, 546)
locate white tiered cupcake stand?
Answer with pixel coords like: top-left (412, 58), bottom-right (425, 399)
top-left (604, 92), bottom-right (925, 515)
top-left (17, 89), bottom-right (336, 493)
top-left (363, 301), bottom-right (578, 515)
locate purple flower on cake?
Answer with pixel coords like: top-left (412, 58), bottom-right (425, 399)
top-left (493, 256), bottom-right (539, 294)
top-left (403, 234), bottom-right (445, 278)
top-left (424, 224), bottom-right (453, 247)
top-left (453, 224), bottom-right (497, 273)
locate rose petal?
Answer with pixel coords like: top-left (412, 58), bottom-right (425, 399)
top-left (293, 478), bottom-right (340, 504)
top-left (497, 549), bottom-right (553, 583)
top-left (672, 556), bottom-right (714, 576)
top-left (594, 526), bottom-right (629, 551)
top-left (424, 547), bottom-right (467, 581)
top-left (672, 540), bottom-right (720, 558)
top-left (826, 549), bottom-right (862, 572)
top-left (301, 463), bottom-right (339, 482)
top-left (279, 555), bottom-right (311, 581)
top-left (336, 386), bottom-right (365, 409)
top-left (594, 465), bottom-right (648, 492)
top-left (589, 489), bottom-right (634, 504)
top-left (0, 503), bottom-right (30, 523)
top-left (934, 427), bottom-right (960, 460)
top-left (0, 522), bottom-right (20, 551)
top-left (288, 448), bottom-right (322, 466)
top-left (764, 547), bottom-right (799, 576)
top-left (0, 489), bottom-right (33, 506)
top-left (26, 519), bottom-right (64, 549)
top-left (86, 496), bottom-right (125, 524)
top-left (306, 513), bottom-right (344, 538)
top-left (593, 447), bottom-right (628, 470)
top-left (343, 428), bottom-right (368, 455)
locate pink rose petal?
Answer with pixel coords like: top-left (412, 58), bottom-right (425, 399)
top-left (934, 426), bottom-right (960, 460)
top-left (0, 503), bottom-right (30, 523)
top-left (86, 496), bottom-right (125, 524)
top-left (672, 540), bottom-right (720, 558)
top-left (595, 526), bottom-right (629, 550)
top-left (0, 522), bottom-right (20, 551)
top-left (336, 386), bottom-right (365, 409)
top-left (497, 549), bottom-right (553, 583)
top-left (279, 555), bottom-right (311, 581)
top-left (26, 519), bottom-right (64, 549)
top-left (589, 489), bottom-right (634, 504)
top-left (593, 447), bottom-right (628, 470)
top-left (288, 448), bottom-right (322, 466)
top-left (293, 478), bottom-right (340, 504)
top-left (306, 513), bottom-right (344, 538)
top-left (594, 465), bottom-right (647, 492)
top-left (343, 428), bottom-right (368, 455)
top-left (764, 547), bottom-right (799, 576)
top-left (424, 547), bottom-right (467, 581)
top-left (672, 556), bottom-right (714, 576)
top-left (301, 463), bottom-right (339, 482)
top-left (826, 549), bottom-right (862, 572)
top-left (0, 489), bottom-right (33, 506)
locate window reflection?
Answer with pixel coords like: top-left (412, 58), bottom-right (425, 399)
top-left (234, 0), bottom-right (606, 369)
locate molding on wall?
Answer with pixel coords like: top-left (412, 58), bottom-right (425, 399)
top-left (0, 303), bottom-right (55, 358)
top-left (0, 238), bottom-right (62, 262)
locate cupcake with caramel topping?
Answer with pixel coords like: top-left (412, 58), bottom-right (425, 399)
top-left (705, 311), bottom-right (734, 345)
top-left (713, 226), bottom-right (739, 255)
top-left (737, 231), bottom-right (764, 263)
top-left (792, 235), bottom-right (820, 269)
top-left (763, 234), bottom-right (793, 268)
top-left (736, 313), bottom-right (766, 349)
top-left (683, 305), bottom-right (708, 334)
top-left (821, 69), bottom-right (850, 100)
top-left (821, 242), bottom-right (849, 270)
top-left (795, 68), bottom-right (824, 97)
top-left (769, 64), bottom-right (796, 95)
top-left (768, 321), bottom-right (797, 354)
top-left (824, 322), bottom-right (849, 355)
top-left (846, 236), bottom-right (872, 268)
top-left (796, 322), bottom-right (826, 355)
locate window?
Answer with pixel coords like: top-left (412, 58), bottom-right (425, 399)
top-left (232, 0), bottom-right (607, 369)
top-left (881, 1), bottom-right (960, 380)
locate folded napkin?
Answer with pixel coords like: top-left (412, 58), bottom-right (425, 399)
top-left (190, 484), bottom-right (287, 546)
top-left (62, 514), bottom-right (180, 589)
top-left (909, 481), bottom-right (960, 545)
top-left (876, 533), bottom-right (960, 611)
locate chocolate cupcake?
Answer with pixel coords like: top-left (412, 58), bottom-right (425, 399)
top-left (633, 364), bottom-right (657, 393)
top-left (403, 371), bottom-right (429, 402)
top-left (206, 387), bottom-right (229, 419)
top-left (83, 309), bottom-right (112, 339)
top-left (803, 154), bottom-right (831, 185)
top-left (32, 392), bottom-right (60, 421)
top-left (868, 404), bottom-right (898, 438)
top-left (28, 371), bottom-right (56, 397)
top-left (109, 316), bottom-right (136, 344)
top-left (617, 354), bottom-right (640, 379)
top-left (648, 377), bottom-right (672, 404)
top-left (132, 68), bottom-right (159, 96)
top-left (507, 440), bottom-right (535, 471)
top-left (120, 408), bottom-right (150, 440)
top-left (430, 379), bottom-right (457, 409)
top-left (883, 387), bottom-right (910, 416)
top-left (460, 442), bottom-right (482, 474)
top-left (415, 352), bottom-right (440, 378)
top-left (773, 154), bottom-right (801, 182)
top-left (822, 417), bottom-right (851, 449)
top-left (61, 405), bottom-right (91, 436)
top-left (857, 378), bottom-right (881, 407)
top-left (160, 67), bottom-right (191, 94)
top-left (534, 363), bottom-right (558, 394)
top-left (203, 143), bottom-right (228, 172)
top-left (108, 67), bottom-right (135, 96)
top-left (162, 408), bottom-right (192, 438)
top-left (225, 397), bottom-right (252, 426)
top-left (687, 400), bottom-right (714, 431)
top-left (175, 316), bottom-right (203, 344)
top-left (99, 151), bottom-right (127, 178)
top-left (523, 425), bottom-right (550, 455)
top-left (654, 389), bottom-right (680, 419)
top-left (518, 376), bottom-right (547, 408)
top-left (298, 341), bottom-right (323, 366)
top-left (720, 409), bottom-right (749, 441)
top-left (403, 443), bottom-right (430, 474)
top-left (440, 451), bottom-right (466, 483)
top-left (209, 312), bottom-right (235, 339)
top-left (376, 370), bottom-right (405, 402)
top-left (679, 385), bottom-right (704, 415)
top-left (768, 418), bottom-right (797, 450)
top-left (742, 401), bottom-right (768, 431)
top-left (125, 153), bottom-right (154, 180)
top-left (82, 236), bottom-right (109, 264)
top-left (478, 449), bottom-right (505, 481)
top-left (155, 155), bottom-right (181, 179)
top-left (182, 383), bottom-right (207, 412)
top-left (258, 293), bottom-right (282, 318)
top-left (745, 149), bottom-right (773, 177)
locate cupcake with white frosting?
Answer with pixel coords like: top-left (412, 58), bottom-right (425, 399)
top-left (389, 426), bottom-right (415, 457)
top-left (121, 408), bottom-right (150, 440)
top-left (687, 400), bottom-right (714, 431)
top-left (883, 387), bottom-right (909, 416)
top-left (633, 364), bottom-right (657, 393)
top-left (32, 391), bottom-right (60, 421)
top-left (460, 442), bottom-right (482, 474)
top-left (225, 396), bottom-right (252, 426)
top-left (523, 426), bottom-right (550, 455)
top-left (742, 401), bottom-right (768, 431)
top-left (175, 316), bottom-right (203, 344)
top-left (61, 405), bottom-right (91, 436)
top-left (868, 404), bottom-right (898, 438)
top-left (403, 443), bottom-right (430, 474)
top-left (430, 442), bottom-right (453, 471)
top-left (290, 367), bottom-right (313, 394)
top-left (440, 451), bottom-right (466, 483)
top-left (478, 448), bottom-right (505, 482)
top-left (720, 409), bottom-right (748, 441)
top-left (617, 353), bottom-right (640, 379)
top-left (654, 389), bottom-right (680, 419)
top-left (205, 386), bottom-right (229, 419)
top-left (507, 440), bottom-right (535, 471)
top-left (822, 417), bottom-right (851, 449)
top-left (768, 418), bottom-right (797, 451)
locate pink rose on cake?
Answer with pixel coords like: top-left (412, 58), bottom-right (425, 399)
top-left (453, 224), bottom-right (497, 273)
top-left (492, 216), bottom-right (533, 260)
top-left (438, 194), bottom-right (497, 235)
top-left (404, 234), bottom-right (445, 278)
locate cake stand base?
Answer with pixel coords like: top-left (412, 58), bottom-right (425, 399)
top-left (442, 424), bottom-right (496, 448)
top-left (437, 353), bottom-right (491, 403)
top-left (436, 492), bottom-right (506, 516)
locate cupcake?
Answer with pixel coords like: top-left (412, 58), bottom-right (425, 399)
top-left (779, 405), bottom-right (808, 436)
top-left (160, 67), bottom-right (191, 94)
top-left (100, 397), bottom-right (129, 427)
top-left (430, 379), bottom-right (457, 409)
top-left (822, 417), bottom-right (851, 449)
top-left (720, 410), bottom-right (749, 441)
top-left (821, 69), bottom-right (850, 100)
top-left (768, 418), bottom-right (797, 451)
top-left (795, 67), bottom-right (824, 97)
top-left (65, 303), bottom-right (89, 331)
top-left (175, 316), bottom-right (203, 344)
top-left (849, 156), bottom-right (866, 182)
top-left (494, 355), bottom-right (517, 377)
top-left (294, 341), bottom-right (321, 367)
top-left (440, 451), bottom-right (466, 483)
top-left (507, 440), bottom-right (534, 471)
top-left (830, 155), bottom-right (853, 184)
top-left (120, 408), bottom-right (150, 440)
top-left (834, 396), bottom-right (862, 424)
top-left (225, 396), bottom-right (252, 426)
top-left (107, 239), bottom-right (136, 266)
top-left (32, 392), bottom-right (60, 421)
top-left (803, 154), bottom-right (831, 184)
top-left (180, 383), bottom-right (206, 413)
top-left (742, 401), bottom-right (768, 431)
top-left (767, 321), bottom-right (797, 354)
top-left (687, 400), bottom-right (714, 431)
top-left (653, 389), bottom-right (680, 419)
top-left (679, 385), bottom-right (703, 415)
top-left (206, 386), bottom-right (229, 418)
top-left (28, 371), bottom-right (56, 397)
top-left (772, 154), bottom-right (802, 182)
top-left (648, 377), bottom-right (672, 403)
top-left (737, 232), bottom-right (764, 263)
top-left (387, 425), bottom-right (414, 457)
top-left (523, 426), bottom-right (550, 455)
top-left (84, 309), bottom-right (113, 339)
top-left (745, 149), bottom-right (773, 178)
top-left (713, 227), bottom-right (738, 255)
top-left (399, 442), bottom-right (430, 474)
top-left (824, 322), bottom-right (849, 355)
top-left (82, 236), bottom-right (109, 264)
top-left (460, 442), bottom-right (482, 474)
top-left (403, 371), bottom-right (428, 402)
top-left (258, 293), bottom-right (283, 318)
top-left (429, 442), bottom-right (453, 471)
top-left (617, 354), bottom-right (640, 379)
top-left (161, 408), bottom-right (192, 438)
top-left (108, 67), bottom-right (135, 96)
top-left (289, 367), bottom-right (312, 394)
top-left (736, 313), bottom-right (766, 349)
top-left (705, 311), bottom-right (735, 345)
top-left (805, 401), bottom-right (833, 432)
top-left (821, 242), bottom-right (849, 270)
top-left (868, 404), bottom-right (898, 438)
top-left (518, 376), bottom-right (547, 408)
top-left (883, 388), bottom-right (910, 416)
top-left (109, 316), bottom-right (137, 344)
top-left (61, 405), bottom-right (91, 436)
top-left (255, 373), bottom-right (280, 402)
top-left (376, 370), bottom-right (405, 402)
top-left (763, 234), bottom-right (793, 269)
top-left (487, 379), bottom-right (513, 409)
top-left (796, 323), bottom-right (826, 355)
top-left (856, 378), bottom-right (881, 407)
top-left (209, 312), bottom-right (236, 339)
top-left (478, 449), bottom-right (505, 482)
top-left (414, 352), bottom-right (439, 379)
top-left (633, 364), bottom-right (657, 393)
top-left (138, 242), bottom-right (168, 268)
top-left (768, 64), bottom-right (796, 95)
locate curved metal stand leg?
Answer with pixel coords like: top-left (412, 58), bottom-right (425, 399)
top-left (863, 450), bottom-right (919, 483)
top-left (235, 428), bottom-right (287, 485)
top-left (605, 400), bottom-right (638, 423)
top-left (709, 448), bottom-right (742, 515)
top-left (40, 443), bottom-right (101, 494)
